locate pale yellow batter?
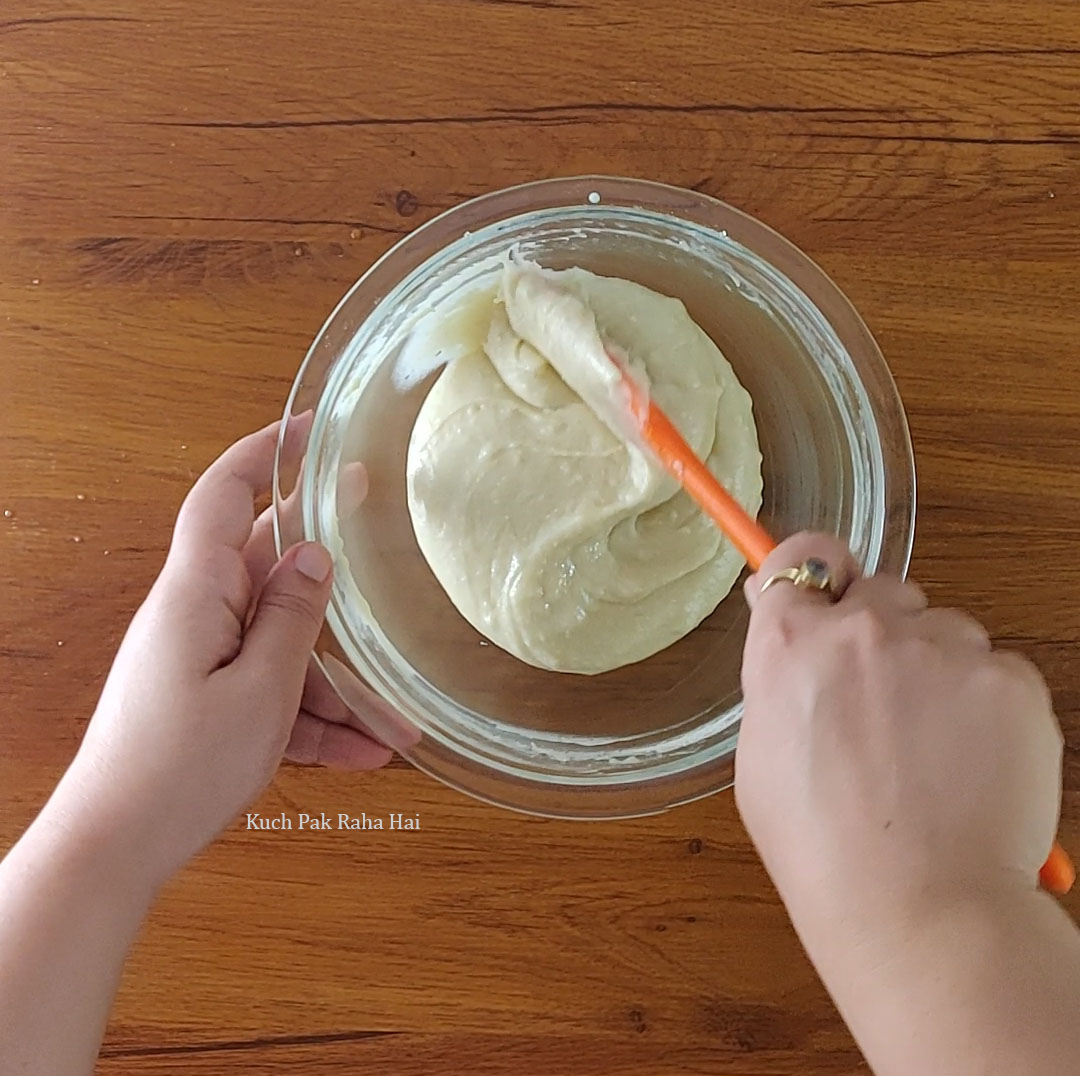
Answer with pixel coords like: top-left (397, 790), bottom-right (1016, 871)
top-left (406, 260), bottom-right (762, 675)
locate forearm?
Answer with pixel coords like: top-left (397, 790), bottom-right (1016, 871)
top-left (797, 885), bottom-right (1080, 1076)
top-left (0, 768), bottom-right (158, 1076)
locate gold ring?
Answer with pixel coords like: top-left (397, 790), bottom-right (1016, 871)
top-left (759, 557), bottom-right (836, 598)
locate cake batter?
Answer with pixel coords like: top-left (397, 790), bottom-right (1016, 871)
top-left (406, 259), bottom-right (762, 674)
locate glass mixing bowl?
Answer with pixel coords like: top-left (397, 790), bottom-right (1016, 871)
top-left (274, 176), bottom-right (915, 818)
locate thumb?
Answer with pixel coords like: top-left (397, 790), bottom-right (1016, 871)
top-left (239, 542), bottom-right (333, 690)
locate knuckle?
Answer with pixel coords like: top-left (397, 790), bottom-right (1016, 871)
top-left (841, 605), bottom-right (890, 647)
top-left (259, 588), bottom-right (323, 632)
top-left (898, 632), bottom-right (940, 668)
top-left (747, 607), bottom-right (811, 656)
top-left (769, 610), bottom-right (801, 647)
top-left (903, 579), bottom-right (927, 604)
top-left (937, 607), bottom-right (990, 642)
top-left (990, 650), bottom-right (1051, 702)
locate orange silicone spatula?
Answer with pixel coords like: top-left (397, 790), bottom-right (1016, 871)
top-left (611, 352), bottom-right (1075, 896)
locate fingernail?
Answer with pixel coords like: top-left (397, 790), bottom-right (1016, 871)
top-left (295, 542), bottom-right (332, 582)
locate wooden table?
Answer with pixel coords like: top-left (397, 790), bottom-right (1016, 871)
top-left (3, 2), bottom-right (1079, 1072)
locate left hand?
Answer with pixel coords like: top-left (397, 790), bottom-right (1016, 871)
top-left (50, 417), bottom-right (393, 888)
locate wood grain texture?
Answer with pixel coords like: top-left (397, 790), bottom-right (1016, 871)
top-left (2, 0), bottom-right (1079, 1071)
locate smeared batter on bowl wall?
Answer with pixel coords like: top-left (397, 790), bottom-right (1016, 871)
top-left (406, 259), bottom-right (762, 675)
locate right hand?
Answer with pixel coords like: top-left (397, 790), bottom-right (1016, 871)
top-left (736, 532), bottom-right (1064, 929)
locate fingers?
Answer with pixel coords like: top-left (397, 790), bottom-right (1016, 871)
top-left (745, 531), bottom-right (859, 612)
top-left (242, 502), bottom-right (279, 596)
top-left (298, 656), bottom-right (420, 754)
top-left (992, 649), bottom-right (1055, 709)
top-left (300, 657), bottom-right (354, 724)
top-left (842, 575), bottom-right (928, 617)
top-left (322, 653), bottom-right (423, 752)
top-left (237, 542), bottom-right (333, 691)
top-left (915, 607), bottom-right (991, 650)
top-left (243, 460), bottom-right (367, 595)
top-left (174, 413), bottom-right (311, 560)
top-left (337, 461), bottom-right (370, 521)
top-left (285, 712), bottom-right (394, 770)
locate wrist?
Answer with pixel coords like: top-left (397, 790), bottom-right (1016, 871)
top-left (767, 833), bottom-right (1038, 952)
top-left (790, 872), bottom-right (1037, 989)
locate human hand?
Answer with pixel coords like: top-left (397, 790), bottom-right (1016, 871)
top-left (50, 417), bottom-right (393, 889)
top-left (735, 532), bottom-right (1064, 932)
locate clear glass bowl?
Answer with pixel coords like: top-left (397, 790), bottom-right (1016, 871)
top-left (275, 176), bottom-right (915, 818)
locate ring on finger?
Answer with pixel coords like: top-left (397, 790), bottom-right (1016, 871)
top-left (759, 557), bottom-right (838, 600)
